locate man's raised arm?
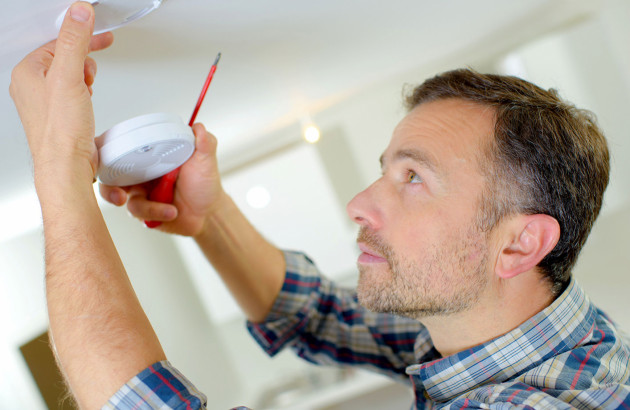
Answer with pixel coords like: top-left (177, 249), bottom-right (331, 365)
top-left (10, 3), bottom-right (165, 407)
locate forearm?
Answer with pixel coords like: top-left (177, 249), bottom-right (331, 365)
top-left (194, 193), bottom-right (285, 323)
top-left (39, 176), bottom-right (165, 408)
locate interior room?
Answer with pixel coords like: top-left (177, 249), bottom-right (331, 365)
top-left (0, 0), bottom-right (628, 408)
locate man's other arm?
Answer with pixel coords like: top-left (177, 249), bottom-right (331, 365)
top-left (100, 124), bottom-right (286, 324)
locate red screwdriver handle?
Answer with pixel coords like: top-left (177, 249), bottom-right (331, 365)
top-left (143, 167), bottom-right (181, 228)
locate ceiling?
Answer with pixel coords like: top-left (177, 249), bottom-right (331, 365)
top-left (0, 0), bottom-right (594, 204)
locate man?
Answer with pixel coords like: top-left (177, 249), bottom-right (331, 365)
top-left (10, 2), bottom-right (630, 409)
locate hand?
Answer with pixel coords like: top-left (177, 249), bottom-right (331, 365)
top-left (99, 123), bottom-right (229, 237)
top-left (9, 2), bottom-right (114, 192)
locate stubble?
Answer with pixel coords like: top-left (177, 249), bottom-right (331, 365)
top-left (356, 226), bottom-right (489, 319)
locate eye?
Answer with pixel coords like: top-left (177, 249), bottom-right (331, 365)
top-left (407, 170), bottom-right (423, 184)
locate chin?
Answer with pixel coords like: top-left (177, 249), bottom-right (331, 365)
top-left (356, 280), bottom-right (397, 314)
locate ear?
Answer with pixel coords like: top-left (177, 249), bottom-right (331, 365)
top-left (495, 214), bottom-right (560, 279)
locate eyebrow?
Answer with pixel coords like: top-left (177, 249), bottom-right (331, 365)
top-left (379, 148), bottom-right (440, 176)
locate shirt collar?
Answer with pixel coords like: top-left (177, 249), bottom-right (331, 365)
top-left (406, 279), bottom-right (596, 403)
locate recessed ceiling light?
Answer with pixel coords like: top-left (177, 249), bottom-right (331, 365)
top-left (246, 186), bottom-right (271, 209)
top-left (303, 125), bottom-right (321, 144)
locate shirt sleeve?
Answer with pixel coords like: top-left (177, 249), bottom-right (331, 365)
top-left (247, 250), bottom-right (431, 382)
top-left (102, 361), bottom-right (208, 410)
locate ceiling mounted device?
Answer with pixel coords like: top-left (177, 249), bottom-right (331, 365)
top-left (56, 0), bottom-right (164, 35)
top-left (1, 0), bottom-right (164, 68)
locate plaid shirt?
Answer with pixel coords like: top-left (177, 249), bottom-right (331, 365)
top-left (106, 251), bottom-right (630, 409)
top-left (103, 361), bottom-right (208, 409)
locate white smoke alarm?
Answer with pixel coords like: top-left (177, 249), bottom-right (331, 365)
top-left (95, 112), bottom-right (195, 186)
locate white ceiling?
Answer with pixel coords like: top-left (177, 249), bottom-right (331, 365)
top-left (0, 0), bottom-right (591, 202)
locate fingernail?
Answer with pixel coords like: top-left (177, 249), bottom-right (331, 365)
top-left (164, 207), bottom-right (177, 220)
top-left (70, 3), bottom-right (92, 22)
top-left (109, 190), bottom-right (121, 204)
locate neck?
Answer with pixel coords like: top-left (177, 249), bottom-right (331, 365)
top-left (420, 270), bottom-right (555, 357)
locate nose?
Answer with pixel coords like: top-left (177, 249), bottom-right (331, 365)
top-left (346, 181), bottom-right (381, 230)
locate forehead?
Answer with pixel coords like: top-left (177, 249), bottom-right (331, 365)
top-left (385, 98), bottom-right (496, 173)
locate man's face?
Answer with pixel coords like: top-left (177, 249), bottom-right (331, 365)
top-left (347, 98), bottom-right (497, 319)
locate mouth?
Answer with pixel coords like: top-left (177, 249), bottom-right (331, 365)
top-left (357, 243), bottom-right (387, 264)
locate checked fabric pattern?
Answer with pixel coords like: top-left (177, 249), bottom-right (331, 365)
top-left (106, 251), bottom-right (630, 409)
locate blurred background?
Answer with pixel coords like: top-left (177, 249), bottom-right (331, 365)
top-left (0, 0), bottom-right (628, 408)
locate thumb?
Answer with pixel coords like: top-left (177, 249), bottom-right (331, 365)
top-left (50, 2), bottom-right (95, 84)
top-left (191, 123), bottom-right (218, 159)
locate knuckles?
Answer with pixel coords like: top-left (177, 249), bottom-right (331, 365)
top-left (9, 63), bottom-right (27, 100)
top-left (9, 49), bottom-right (54, 101)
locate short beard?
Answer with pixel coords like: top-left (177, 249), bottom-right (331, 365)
top-left (355, 226), bottom-right (489, 319)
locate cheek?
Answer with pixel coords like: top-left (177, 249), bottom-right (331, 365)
top-left (396, 206), bottom-right (481, 260)
top-left (468, 236), bottom-right (488, 259)
top-left (393, 212), bottom-right (442, 257)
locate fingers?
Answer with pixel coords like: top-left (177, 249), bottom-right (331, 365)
top-left (49, 2), bottom-right (95, 85)
top-left (14, 24), bottom-right (111, 90)
top-left (99, 184), bottom-right (128, 206)
top-left (127, 191), bottom-right (178, 222)
top-left (99, 183), bottom-right (177, 222)
top-left (89, 32), bottom-right (114, 52)
top-left (35, 31), bottom-right (112, 65)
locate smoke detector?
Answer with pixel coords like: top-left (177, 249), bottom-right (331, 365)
top-left (95, 113), bottom-right (195, 186)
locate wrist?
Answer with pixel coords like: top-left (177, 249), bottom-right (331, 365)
top-left (30, 129), bottom-right (98, 195)
top-left (33, 160), bottom-right (96, 203)
top-left (193, 191), bottom-right (236, 242)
